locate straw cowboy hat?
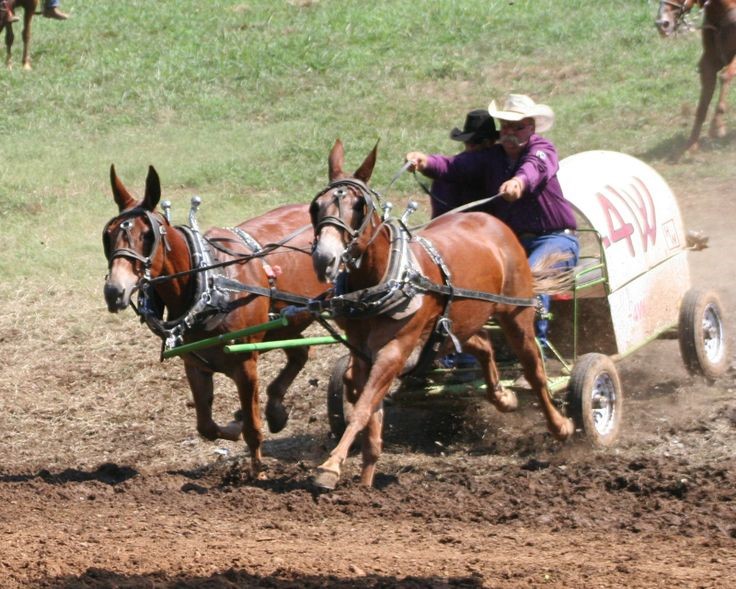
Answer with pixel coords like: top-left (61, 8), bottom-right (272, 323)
top-left (488, 94), bottom-right (555, 133)
top-left (449, 109), bottom-right (499, 143)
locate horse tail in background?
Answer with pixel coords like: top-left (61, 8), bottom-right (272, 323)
top-left (530, 252), bottom-right (575, 296)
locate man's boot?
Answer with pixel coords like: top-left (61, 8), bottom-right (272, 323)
top-left (43, 6), bottom-right (68, 20)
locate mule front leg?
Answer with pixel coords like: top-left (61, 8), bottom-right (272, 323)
top-left (184, 362), bottom-right (243, 442)
top-left (314, 344), bottom-right (402, 490)
top-left (359, 405), bottom-right (384, 487)
top-left (234, 357), bottom-right (265, 478)
top-left (265, 345), bottom-right (309, 434)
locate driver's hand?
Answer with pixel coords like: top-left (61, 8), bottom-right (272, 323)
top-left (405, 152), bottom-right (428, 173)
top-left (500, 177), bottom-right (524, 202)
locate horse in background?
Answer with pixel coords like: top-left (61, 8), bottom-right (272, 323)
top-left (656, 0), bottom-right (736, 152)
top-left (102, 165), bottom-right (325, 478)
top-left (1, 0), bottom-right (38, 70)
top-left (309, 140), bottom-right (574, 490)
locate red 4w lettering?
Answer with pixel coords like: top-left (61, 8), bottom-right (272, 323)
top-left (597, 177), bottom-right (656, 257)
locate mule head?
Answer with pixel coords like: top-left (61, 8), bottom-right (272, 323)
top-left (103, 165), bottom-right (167, 312)
top-left (310, 139), bottom-right (379, 283)
top-left (655, 0), bottom-right (694, 37)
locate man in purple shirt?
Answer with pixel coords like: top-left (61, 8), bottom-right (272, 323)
top-left (406, 94), bottom-right (579, 348)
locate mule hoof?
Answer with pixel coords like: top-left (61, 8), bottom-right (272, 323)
top-left (489, 387), bottom-right (518, 413)
top-left (313, 467), bottom-right (340, 491)
top-left (555, 418), bottom-right (575, 442)
top-left (219, 420), bottom-right (243, 441)
top-left (22, 63), bottom-right (32, 71)
top-left (266, 401), bottom-right (289, 433)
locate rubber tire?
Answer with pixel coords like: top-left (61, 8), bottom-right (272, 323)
top-left (567, 353), bottom-right (623, 448)
top-left (327, 354), bottom-right (351, 438)
top-left (678, 289), bottom-right (729, 380)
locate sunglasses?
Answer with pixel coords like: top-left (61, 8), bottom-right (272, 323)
top-left (500, 121), bottom-right (531, 132)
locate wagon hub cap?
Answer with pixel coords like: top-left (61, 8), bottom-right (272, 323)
top-left (590, 373), bottom-right (617, 436)
top-left (702, 303), bottom-right (725, 364)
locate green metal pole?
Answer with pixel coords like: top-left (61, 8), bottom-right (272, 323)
top-left (224, 335), bottom-right (345, 354)
top-left (161, 316), bottom-right (290, 359)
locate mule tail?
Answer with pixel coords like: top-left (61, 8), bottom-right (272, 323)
top-left (530, 252), bottom-right (575, 296)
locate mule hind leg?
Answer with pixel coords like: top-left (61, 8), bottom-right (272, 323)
top-left (496, 308), bottom-right (573, 441)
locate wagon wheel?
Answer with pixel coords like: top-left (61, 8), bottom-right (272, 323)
top-left (327, 354), bottom-right (352, 438)
top-left (567, 353), bottom-right (623, 447)
top-left (678, 289), bottom-right (729, 381)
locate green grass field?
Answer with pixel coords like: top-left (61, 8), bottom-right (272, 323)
top-left (0, 0), bottom-right (732, 288)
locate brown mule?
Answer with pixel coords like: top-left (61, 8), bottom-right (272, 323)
top-left (103, 165), bottom-right (326, 478)
top-left (309, 140), bottom-right (574, 490)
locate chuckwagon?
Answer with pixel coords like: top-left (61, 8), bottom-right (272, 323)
top-left (325, 150), bottom-right (729, 447)
top-left (106, 150), bottom-right (729, 483)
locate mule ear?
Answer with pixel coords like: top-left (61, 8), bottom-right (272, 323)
top-left (328, 138), bottom-right (345, 182)
top-left (142, 165), bottom-right (161, 211)
top-left (354, 140), bottom-right (379, 184)
top-left (110, 164), bottom-right (137, 212)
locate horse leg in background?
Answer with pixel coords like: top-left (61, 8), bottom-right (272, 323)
top-left (709, 57), bottom-right (736, 139)
top-left (264, 345), bottom-right (309, 433)
top-left (4, 23), bottom-right (14, 68)
top-left (496, 309), bottom-right (574, 441)
top-left (687, 52), bottom-right (720, 152)
top-left (20, 8), bottom-right (32, 70)
top-left (184, 362), bottom-right (243, 442)
top-left (314, 343), bottom-right (403, 490)
top-left (463, 330), bottom-right (518, 412)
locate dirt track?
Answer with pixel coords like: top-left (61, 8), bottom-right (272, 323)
top-left (1, 170), bottom-right (735, 588)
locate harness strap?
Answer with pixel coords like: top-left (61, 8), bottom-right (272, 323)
top-left (213, 276), bottom-right (314, 306)
top-left (409, 274), bottom-right (537, 307)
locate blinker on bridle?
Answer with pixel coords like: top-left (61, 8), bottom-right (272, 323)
top-left (103, 208), bottom-right (171, 276)
top-left (310, 179), bottom-right (384, 264)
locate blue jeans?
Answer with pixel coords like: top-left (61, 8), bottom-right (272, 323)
top-left (45, 1), bottom-right (59, 8)
top-left (519, 231), bottom-right (580, 346)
